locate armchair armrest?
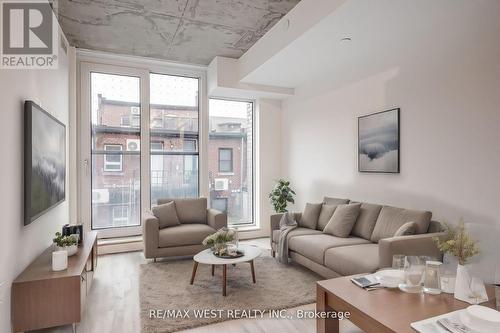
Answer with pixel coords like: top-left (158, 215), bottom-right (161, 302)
top-left (378, 232), bottom-right (446, 268)
top-left (143, 211), bottom-right (159, 259)
top-left (207, 208), bottom-right (227, 230)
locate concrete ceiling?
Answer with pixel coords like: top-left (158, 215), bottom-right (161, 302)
top-left (57, 0), bottom-right (301, 65)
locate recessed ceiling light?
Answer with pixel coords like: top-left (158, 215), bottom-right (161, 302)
top-left (340, 37), bottom-right (352, 42)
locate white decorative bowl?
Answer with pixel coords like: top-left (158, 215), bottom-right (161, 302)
top-left (55, 244), bottom-right (78, 256)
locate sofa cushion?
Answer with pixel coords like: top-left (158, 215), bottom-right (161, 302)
top-left (317, 205), bottom-right (337, 231)
top-left (323, 197), bottom-right (350, 206)
top-left (324, 244), bottom-right (379, 275)
top-left (351, 202), bottom-right (383, 240)
top-left (318, 198), bottom-right (350, 231)
top-left (159, 224), bottom-right (215, 248)
top-left (288, 234), bottom-right (370, 265)
top-left (272, 227), bottom-right (322, 243)
top-left (323, 203), bottom-right (361, 238)
top-left (299, 203), bottom-right (322, 229)
top-left (157, 198), bottom-right (207, 224)
top-left (152, 202), bottom-right (180, 229)
top-left (393, 221), bottom-right (417, 236)
top-left (371, 206), bottom-right (432, 243)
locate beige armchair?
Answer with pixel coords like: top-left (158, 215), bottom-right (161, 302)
top-left (143, 197), bottom-right (227, 260)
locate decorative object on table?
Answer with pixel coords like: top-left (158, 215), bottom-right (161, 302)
top-left (51, 250), bottom-right (68, 271)
top-left (53, 232), bottom-right (78, 256)
top-left (424, 261), bottom-right (443, 295)
top-left (358, 108), bottom-right (400, 173)
top-left (269, 179), bottom-right (296, 213)
top-left (440, 274), bottom-right (457, 294)
top-left (202, 227), bottom-right (238, 257)
top-left (392, 254), bottom-right (406, 270)
top-left (62, 224), bottom-right (83, 245)
top-left (399, 256), bottom-right (427, 293)
top-left (434, 221), bottom-right (481, 302)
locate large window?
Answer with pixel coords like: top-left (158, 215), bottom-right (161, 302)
top-left (90, 72), bottom-right (141, 230)
top-left (209, 99), bottom-right (254, 226)
top-left (150, 73), bottom-right (199, 206)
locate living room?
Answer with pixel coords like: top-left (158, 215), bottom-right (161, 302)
top-left (1, 0), bottom-right (499, 333)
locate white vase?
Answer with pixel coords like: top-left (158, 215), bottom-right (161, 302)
top-left (52, 250), bottom-right (68, 271)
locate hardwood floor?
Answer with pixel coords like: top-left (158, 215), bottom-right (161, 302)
top-left (30, 238), bottom-right (363, 333)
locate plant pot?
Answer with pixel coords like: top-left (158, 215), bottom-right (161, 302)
top-left (55, 244), bottom-right (78, 256)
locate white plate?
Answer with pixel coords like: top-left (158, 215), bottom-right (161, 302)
top-left (459, 306), bottom-right (500, 333)
top-left (373, 269), bottom-right (405, 288)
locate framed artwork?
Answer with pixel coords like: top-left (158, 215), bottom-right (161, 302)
top-left (358, 108), bottom-right (400, 173)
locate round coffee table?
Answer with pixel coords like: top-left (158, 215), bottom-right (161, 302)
top-left (190, 244), bottom-right (261, 296)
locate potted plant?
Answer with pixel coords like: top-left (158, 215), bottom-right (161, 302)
top-left (269, 179), bottom-right (296, 213)
top-left (53, 232), bottom-right (78, 256)
top-left (202, 228), bottom-right (236, 256)
top-left (433, 221), bottom-right (479, 296)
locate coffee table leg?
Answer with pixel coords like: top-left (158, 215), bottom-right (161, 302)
top-left (212, 265), bottom-right (215, 276)
top-left (250, 260), bottom-right (256, 283)
top-left (190, 262), bottom-right (198, 285)
top-left (222, 264), bottom-right (227, 296)
top-left (316, 285), bottom-right (339, 333)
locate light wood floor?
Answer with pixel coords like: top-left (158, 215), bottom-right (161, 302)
top-left (31, 238), bottom-right (363, 333)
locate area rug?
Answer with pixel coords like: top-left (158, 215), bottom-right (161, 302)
top-left (139, 248), bottom-right (321, 332)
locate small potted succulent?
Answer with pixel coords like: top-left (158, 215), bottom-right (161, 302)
top-left (53, 232), bottom-right (78, 256)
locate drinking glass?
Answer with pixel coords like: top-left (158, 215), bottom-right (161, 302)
top-left (399, 256), bottom-right (426, 293)
top-left (423, 261), bottom-right (442, 294)
top-left (392, 254), bottom-right (406, 270)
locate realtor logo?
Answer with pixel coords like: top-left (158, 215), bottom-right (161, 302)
top-left (1, 0), bottom-right (58, 69)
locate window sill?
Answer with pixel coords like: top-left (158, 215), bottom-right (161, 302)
top-left (232, 225), bottom-right (260, 232)
top-left (218, 172), bottom-right (234, 176)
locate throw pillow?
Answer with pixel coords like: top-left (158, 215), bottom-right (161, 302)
top-left (393, 221), bottom-right (417, 237)
top-left (152, 201), bottom-right (180, 229)
top-left (317, 204), bottom-right (338, 231)
top-left (323, 203), bottom-right (361, 238)
top-left (299, 203), bottom-right (323, 229)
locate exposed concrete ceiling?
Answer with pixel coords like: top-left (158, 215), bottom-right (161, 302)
top-left (57, 0), bottom-right (301, 65)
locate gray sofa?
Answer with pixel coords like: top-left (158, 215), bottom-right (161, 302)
top-left (143, 197), bottom-right (227, 260)
top-left (270, 197), bottom-right (444, 278)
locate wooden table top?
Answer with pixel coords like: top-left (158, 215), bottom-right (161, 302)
top-left (14, 231), bottom-right (97, 283)
top-left (317, 275), bottom-right (497, 333)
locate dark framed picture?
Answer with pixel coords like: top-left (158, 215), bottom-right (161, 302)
top-left (24, 101), bottom-right (66, 225)
top-left (358, 108), bottom-right (400, 173)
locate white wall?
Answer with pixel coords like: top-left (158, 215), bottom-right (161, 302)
top-left (281, 31), bottom-right (500, 227)
top-left (241, 98), bottom-right (282, 239)
top-left (0, 28), bottom-right (71, 332)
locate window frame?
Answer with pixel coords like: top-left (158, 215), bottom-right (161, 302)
top-left (79, 56), bottom-right (207, 239)
top-left (208, 97), bottom-right (255, 227)
top-left (218, 148), bottom-right (233, 173)
top-left (149, 72), bottom-right (201, 207)
top-left (103, 144), bottom-right (123, 172)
